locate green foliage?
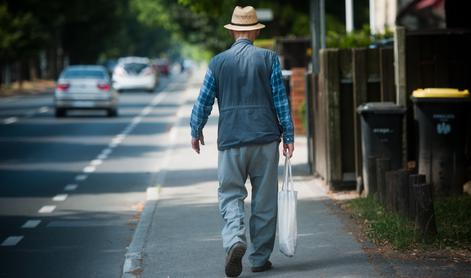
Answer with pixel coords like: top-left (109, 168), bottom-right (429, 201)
top-left (434, 196), bottom-right (471, 248)
top-left (348, 197), bottom-right (416, 249)
top-left (346, 195), bottom-right (471, 250)
top-left (0, 4), bottom-right (47, 59)
top-left (327, 25), bottom-right (394, 49)
top-left (297, 99), bottom-right (307, 131)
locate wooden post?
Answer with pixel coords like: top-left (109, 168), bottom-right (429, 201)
top-left (408, 174), bottom-right (426, 220)
top-left (413, 183), bottom-right (437, 241)
top-left (352, 49), bottom-right (368, 188)
top-left (376, 158), bottom-right (391, 205)
top-left (385, 169), bottom-right (409, 214)
top-left (366, 156), bottom-right (378, 198)
top-left (396, 169), bottom-right (410, 218)
top-left (316, 50), bottom-right (329, 180)
top-left (385, 171), bottom-right (395, 212)
top-left (325, 49), bottom-right (342, 187)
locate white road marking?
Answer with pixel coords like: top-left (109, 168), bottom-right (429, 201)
top-left (102, 148), bottom-right (112, 156)
top-left (38, 107), bottom-right (49, 113)
top-left (22, 220), bottom-right (41, 229)
top-left (4, 117), bottom-right (17, 124)
top-left (64, 184), bottom-right (78, 191)
top-left (38, 206), bottom-right (56, 213)
top-left (90, 159), bottom-right (103, 166)
top-left (75, 174), bottom-right (87, 181)
top-left (52, 194), bottom-right (68, 201)
top-left (147, 187), bottom-right (160, 201)
top-left (97, 154), bottom-right (108, 160)
top-left (132, 117), bottom-right (142, 124)
top-left (111, 138), bottom-right (123, 145)
top-left (123, 126), bottom-right (133, 133)
top-left (1, 236), bottom-right (24, 246)
top-left (115, 134), bottom-right (126, 140)
top-left (83, 166), bottom-right (96, 173)
top-left (141, 107), bottom-right (152, 115)
top-left (109, 142), bottom-right (118, 148)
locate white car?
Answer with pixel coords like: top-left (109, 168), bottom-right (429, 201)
top-left (54, 65), bottom-right (119, 117)
top-left (112, 57), bottom-right (159, 92)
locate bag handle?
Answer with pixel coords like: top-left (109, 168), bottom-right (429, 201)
top-left (282, 156), bottom-right (294, 191)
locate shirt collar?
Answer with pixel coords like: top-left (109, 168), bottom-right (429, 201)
top-left (232, 39), bottom-right (253, 47)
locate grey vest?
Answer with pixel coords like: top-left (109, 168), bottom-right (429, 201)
top-left (209, 39), bottom-right (281, 151)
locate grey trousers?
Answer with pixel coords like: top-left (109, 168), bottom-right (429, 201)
top-left (217, 141), bottom-right (279, 267)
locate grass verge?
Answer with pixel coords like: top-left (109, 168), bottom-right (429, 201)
top-left (344, 195), bottom-right (471, 251)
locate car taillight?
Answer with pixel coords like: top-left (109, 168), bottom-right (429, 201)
top-left (57, 83), bottom-right (70, 91)
top-left (97, 82), bottom-right (111, 91)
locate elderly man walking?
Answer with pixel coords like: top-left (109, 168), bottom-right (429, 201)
top-left (190, 6), bottom-right (294, 277)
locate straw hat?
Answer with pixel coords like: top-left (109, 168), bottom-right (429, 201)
top-left (224, 6), bottom-right (266, 31)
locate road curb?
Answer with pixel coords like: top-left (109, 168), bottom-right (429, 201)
top-left (121, 73), bottom-right (195, 278)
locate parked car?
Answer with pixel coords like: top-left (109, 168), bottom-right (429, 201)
top-left (54, 65), bottom-right (119, 117)
top-left (112, 57), bottom-right (159, 92)
top-left (153, 58), bottom-right (170, 76)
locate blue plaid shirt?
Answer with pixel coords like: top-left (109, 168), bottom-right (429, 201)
top-left (190, 55), bottom-right (294, 144)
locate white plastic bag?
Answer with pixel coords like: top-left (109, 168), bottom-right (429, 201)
top-left (278, 156), bottom-right (297, 257)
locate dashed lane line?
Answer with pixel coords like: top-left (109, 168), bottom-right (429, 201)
top-left (64, 184), bottom-right (78, 191)
top-left (83, 166), bottom-right (96, 173)
top-left (90, 159), bottom-right (103, 166)
top-left (1, 236), bottom-right (24, 246)
top-left (75, 174), bottom-right (87, 181)
top-left (22, 220), bottom-right (41, 229)
top-left (3, 117), bottom-right (18, 125)
top-left (38, 205), bottom-right (56, 213)
top-left (52, 194), bottom-right (68, 202)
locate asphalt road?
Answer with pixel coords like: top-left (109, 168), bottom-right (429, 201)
top-left (0, 72), bottom-right (190, 278)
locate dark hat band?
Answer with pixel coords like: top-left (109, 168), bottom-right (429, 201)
top-left (230, 21), bottom-right (260, 26)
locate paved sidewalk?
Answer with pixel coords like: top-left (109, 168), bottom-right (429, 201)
top-left (137, 68), bottom-right (380, 278)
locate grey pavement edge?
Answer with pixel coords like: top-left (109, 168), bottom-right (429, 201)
top-left (121, 73), bottom-right (192, 278)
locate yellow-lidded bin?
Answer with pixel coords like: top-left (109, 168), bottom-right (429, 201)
top-left (412, 88), bottom-right (470, 98)
top-left (411, 88), bottom-right (471, 196)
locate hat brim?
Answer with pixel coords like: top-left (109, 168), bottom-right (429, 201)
top-left (224, 23), bottom-right (266, 31)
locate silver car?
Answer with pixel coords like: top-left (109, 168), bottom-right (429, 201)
top-left (54, 65), bottom-right (119, 117)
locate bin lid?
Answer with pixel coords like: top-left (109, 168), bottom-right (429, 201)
top-left (412, 88), bottom-right (470, 98)
top-left (357, 102), bottom-right (406, 114)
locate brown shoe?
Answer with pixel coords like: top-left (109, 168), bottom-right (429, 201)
top-left (225, 242), bottom-right (247, 277)
top-left (251, 261), bottom-right (272, 272)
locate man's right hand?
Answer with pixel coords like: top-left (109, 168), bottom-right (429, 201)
top-left (283, 143), bottom-right (294, 158)
top-left (191, 135), bottom-right (205, 154)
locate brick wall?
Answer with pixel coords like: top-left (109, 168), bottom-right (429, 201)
top-left (289, 67), bottom-right (306, 135)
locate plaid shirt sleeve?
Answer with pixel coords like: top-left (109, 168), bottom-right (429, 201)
top-left (190, 68), bottom-right (216, 139)
top-left (271, 55), bottom-right (294, 144)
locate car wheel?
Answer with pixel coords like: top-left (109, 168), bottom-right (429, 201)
top-left (55, 108), bottom-right (66, 118)
top-left (107, 108), bottom-right (118, 117)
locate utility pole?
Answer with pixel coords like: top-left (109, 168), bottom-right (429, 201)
top-left (310, 0), bottom-right (326, 74)
top-left (369, 0), bottom-right (376, 34)
top-left (346, 0), bottom-right (354, 33)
